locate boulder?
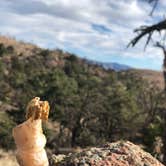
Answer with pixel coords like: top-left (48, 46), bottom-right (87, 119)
top-left (50, 141), bottom-right (164, 166)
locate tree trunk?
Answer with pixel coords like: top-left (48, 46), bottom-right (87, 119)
top-left (71, 117), bottom-right (82, 147)
top-left (162, 113), bottom-right (166, 164)
top-left (163, 54), bottom-right (166, 164)
top-left (71, 127), bottom-right (77, 147)
top-left (71, 126), bottom-right (80, 147)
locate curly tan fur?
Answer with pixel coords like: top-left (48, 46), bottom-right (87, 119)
top-left (26, 97), bottom-right (50, 120)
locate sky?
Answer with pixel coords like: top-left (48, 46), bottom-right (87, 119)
top-left (0, 0), bottom-right (166, 70)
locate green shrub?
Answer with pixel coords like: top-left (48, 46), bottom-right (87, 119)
top-left (0, 112), bottom-right (16, 149)
top-left (0, 43), bottom-right (7, 56)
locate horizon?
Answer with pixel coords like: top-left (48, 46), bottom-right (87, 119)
top-left (0, 0), bottom-right (165, 71)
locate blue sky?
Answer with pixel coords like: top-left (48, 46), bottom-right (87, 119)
top-left (0, 0), bottom-right (166, 70)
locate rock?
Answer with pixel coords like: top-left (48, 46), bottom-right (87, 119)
top-left (50, 141), bottom-right (164, 166)
top-left (51, 154), bottom-right (66, 164)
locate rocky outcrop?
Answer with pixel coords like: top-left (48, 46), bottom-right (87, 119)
top-left (50, 141), bottom-right (164, 166)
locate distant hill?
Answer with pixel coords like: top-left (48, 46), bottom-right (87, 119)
top-left (125, 69), bottom-right (164, 89)
top-left (0, 35), bottom-right (38, 57)
top-left (87, 59), bottom-right (131, 71)
top-left (0, 35), bottom-right (163, 88)
top-left (0, 35), bottom-right (165, 163)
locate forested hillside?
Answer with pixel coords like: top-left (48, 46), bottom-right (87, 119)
top-left (0, 36), bottom-right (165, 159)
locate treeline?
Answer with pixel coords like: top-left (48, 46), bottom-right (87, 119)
top-left (0, 43), bottom-right (165, 157)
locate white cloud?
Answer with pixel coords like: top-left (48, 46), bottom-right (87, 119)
top-left (0, 0), bottom-right (165, 69)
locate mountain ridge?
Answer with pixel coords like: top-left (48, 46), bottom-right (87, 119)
top-left (86, 59), bottom-right (131, 71)
top-left (0, 35), bottom-right (163, 87)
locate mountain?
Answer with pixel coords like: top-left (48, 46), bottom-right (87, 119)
top-left (87, 59), bottom-right (131, 71)
top-left (84, 59), bottom-right (163, 88)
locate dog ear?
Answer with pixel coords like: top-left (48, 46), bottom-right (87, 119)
top-left (41, 101), bottom-right (50, 121)
top-left (26, 97), bottom-right (41, 120)
top-left (26, 97), bottom-right (50, 121)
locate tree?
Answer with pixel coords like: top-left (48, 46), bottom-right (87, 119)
top-left (128, 0), bottom-right (166, 163)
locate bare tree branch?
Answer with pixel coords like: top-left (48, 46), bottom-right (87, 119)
top-left (128, 19), bottom-right (166, 48)
top-left (154, 42), bottom-right (166, 52)
top-left (149, 0), bottom-right (159, 15)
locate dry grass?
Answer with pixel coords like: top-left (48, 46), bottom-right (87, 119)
top-left (131, 69), bottom-right (164, 89)
top-left (0, 149), bottom-right (18, 166)
top-left (0, 35), bottom-right (38, 57)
